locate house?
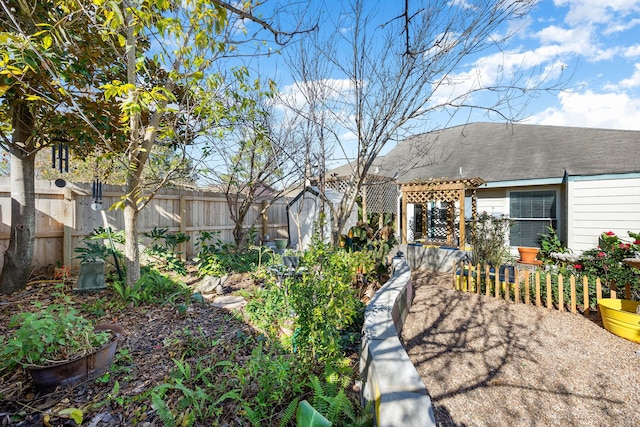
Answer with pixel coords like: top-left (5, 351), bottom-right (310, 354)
top-left (369, 122), bottom-right (640, 252)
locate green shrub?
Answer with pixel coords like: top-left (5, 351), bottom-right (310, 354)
top-left (1, 303), bottom-right (110, 370)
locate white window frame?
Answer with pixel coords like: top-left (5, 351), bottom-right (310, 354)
top-left (506, 188), bottom-right (560, 248)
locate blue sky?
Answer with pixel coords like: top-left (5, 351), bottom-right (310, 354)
top-left (245, 0), bottom-right (639, 166)
top-left (251, 0), bottom-right (640, 148)
top-left (515, 0), bottom-right (640, 130)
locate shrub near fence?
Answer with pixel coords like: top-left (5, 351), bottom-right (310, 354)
top-left (453, 261), bottom-right (635, 314)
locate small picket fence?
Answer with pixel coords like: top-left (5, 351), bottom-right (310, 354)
top-left (453, 261), bottom-right (634, 314)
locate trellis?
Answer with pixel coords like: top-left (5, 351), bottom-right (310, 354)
top-left (400, 178), bottom-right (485, 246)
top-left (320, 175), bottom-right (398, 215)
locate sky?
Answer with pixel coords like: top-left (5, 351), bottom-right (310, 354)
top-left (245, 0), bottom-right (640, 163)
top-left (515, 0), bottom-right (640, 130)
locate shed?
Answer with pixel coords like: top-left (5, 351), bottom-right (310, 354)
top-left (287, 186), bottom-right (359, 251)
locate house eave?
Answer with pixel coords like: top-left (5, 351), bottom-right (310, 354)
top-left (481, 177), bottom-right (564, 189)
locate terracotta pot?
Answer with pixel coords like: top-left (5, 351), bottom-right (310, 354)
top-left (28, 324), bottom-right (124, 392)
top-left (517, 247), bottom-right (540, 265)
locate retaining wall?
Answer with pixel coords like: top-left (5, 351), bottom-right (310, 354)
top-left (404, 243), bottom-right (469, 273)
top-left (360, 257), bottom-right (436, 427)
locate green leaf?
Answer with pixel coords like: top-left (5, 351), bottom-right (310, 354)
top-left (296, 400), bottom-right (332, 427)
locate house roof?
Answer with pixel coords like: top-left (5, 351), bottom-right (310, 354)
top-left (371, 122), bottom-right (640, 184)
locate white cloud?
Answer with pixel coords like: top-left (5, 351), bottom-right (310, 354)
top-left (527, 90), bottom-right (640, 130)
top-left (624, 44), bottom-right (640, 57)
top-left (554, 0), bottom-right (640, 26)
top-left (609, 63), bottom-right (640, 89)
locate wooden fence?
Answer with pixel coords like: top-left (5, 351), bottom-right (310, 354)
top-left (0, 179), bottom-right (289, 272)
top-left (453, 261), bottom-right (636, 314)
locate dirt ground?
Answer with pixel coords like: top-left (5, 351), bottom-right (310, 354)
top-left (0, 273), bottom-right (260, 426)
top-left (401, 270), bottom-right (640, 427)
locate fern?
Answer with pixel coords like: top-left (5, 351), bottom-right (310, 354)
top-left (279, 397), bottom-right (300, 427)
top-left (243, 404), bottom-right (263, 427)
top-left (151, 392), bottom-right (176, 427)
top-left (310, 376), bottom-right (329, 414)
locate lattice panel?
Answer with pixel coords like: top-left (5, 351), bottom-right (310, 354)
top-left (365, 182), bottom-right (397, 213)
top-left (405, 190), bottom-right (459, 204)
top-left (321, 176), bottom-right (398, 214)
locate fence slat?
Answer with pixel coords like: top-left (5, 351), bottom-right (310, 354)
top-left (546, 274), bottom-right (553, 310)
top-left (570, 275), bottom-right (576, 314)
top-left (596, 278), bottom-right (602, 302)
top-left (558, 274), bottom-right (564, 312)
top-left (583, 276), bottom-right (590, 314)
top-left (476, 264), bottom-right (481, 294)
top-left (535, 271), bottom-right (541, 307)
top-left (504, 269), bottom-right (510, 303)
top-left (514, 269), bottom-right (520, 304)
top-left (485, 264), bottom-right (491, 296)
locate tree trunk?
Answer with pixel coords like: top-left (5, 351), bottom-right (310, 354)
top-left (124, 202), bottom-right (140, 286)
top-left (0, 105), bottom-right (36, 294)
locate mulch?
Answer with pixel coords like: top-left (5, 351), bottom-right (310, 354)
top-left (0, 273), bottom-right (260, 426)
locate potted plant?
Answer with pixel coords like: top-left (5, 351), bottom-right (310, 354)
top-left (0, 303), bottom-right (123, 392)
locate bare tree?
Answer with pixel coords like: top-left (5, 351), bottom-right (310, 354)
top-left (284, 0), bottom-right (568, 242)
top-left (195, 90), bottom-right (305, 247)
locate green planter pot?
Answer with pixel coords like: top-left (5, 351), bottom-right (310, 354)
top-left (274, 238), bottom-right (288, 250)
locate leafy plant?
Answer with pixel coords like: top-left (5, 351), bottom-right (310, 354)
top-left (305, 373), bottom-right (371, 426)
top-left (291, 240), bottom-right (365, 364)
top-left (0, 303), bottom-right (110, 370)
top-left (195, 230), bottom-right (264, 276)
top-left (576, 231), bottom-right (640, 297)
top-left (111, 267), bottom-right (191, 306)
top-left (74, 227), bottom-right (124, 267)
top-left (142, 227), bottom-right (190, 275)
top-left (539, 225), bottom-right (568, 261)
top-left (467, 212), bottom-right (514, 267)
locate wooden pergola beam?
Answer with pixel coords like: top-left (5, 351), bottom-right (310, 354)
top-left (400, 178), bottom-right (485, 247)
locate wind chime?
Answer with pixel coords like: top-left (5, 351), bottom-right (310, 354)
top-left (91, 177), bottom-right (103, 211)
top-left (51, 141), bottom-right (69, 187)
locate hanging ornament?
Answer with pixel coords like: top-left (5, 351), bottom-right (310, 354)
top-left (91, 178), bottom-right (103, 211)
top-left (51, 140), bottom-right (69, 187)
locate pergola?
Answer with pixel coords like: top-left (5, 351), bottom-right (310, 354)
top-left (400, 177), bottom-right (485, 246)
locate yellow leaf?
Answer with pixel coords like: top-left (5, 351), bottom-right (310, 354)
top-left (110, 200), bottom-right (125, 211)
top-left (59, 408), bottom-right (84, 425)
top-left (43, 34), bottom-right (52, 49)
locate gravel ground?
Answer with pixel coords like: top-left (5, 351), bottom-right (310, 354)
top-left (401, 270), bottom-right (640, 427)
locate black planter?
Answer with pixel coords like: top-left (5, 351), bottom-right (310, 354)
top-left (28, 324), bottom-right (124, 392)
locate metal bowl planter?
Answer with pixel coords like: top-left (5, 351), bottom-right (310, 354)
top-left (597, 298), bottom-right (640, 344)
top-left (28, 324), bottom-right (124, 392)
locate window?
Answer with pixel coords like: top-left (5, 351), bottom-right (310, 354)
top-left (509, 190), bottom-right (557, 247)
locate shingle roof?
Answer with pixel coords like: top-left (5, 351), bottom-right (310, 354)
top-left (371, 122), bottom-right (640, 183)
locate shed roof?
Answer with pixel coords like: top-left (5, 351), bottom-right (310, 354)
top-left (371, 122), bottom-right (640, 183)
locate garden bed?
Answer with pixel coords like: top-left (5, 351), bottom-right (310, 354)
top-left (402, 270), bottom-right (640, 427)
top-left (0, 275), bottom-right (271, 426)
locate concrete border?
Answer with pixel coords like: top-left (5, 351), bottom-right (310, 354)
top-left (360, 257), bottom-right (436, 427)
